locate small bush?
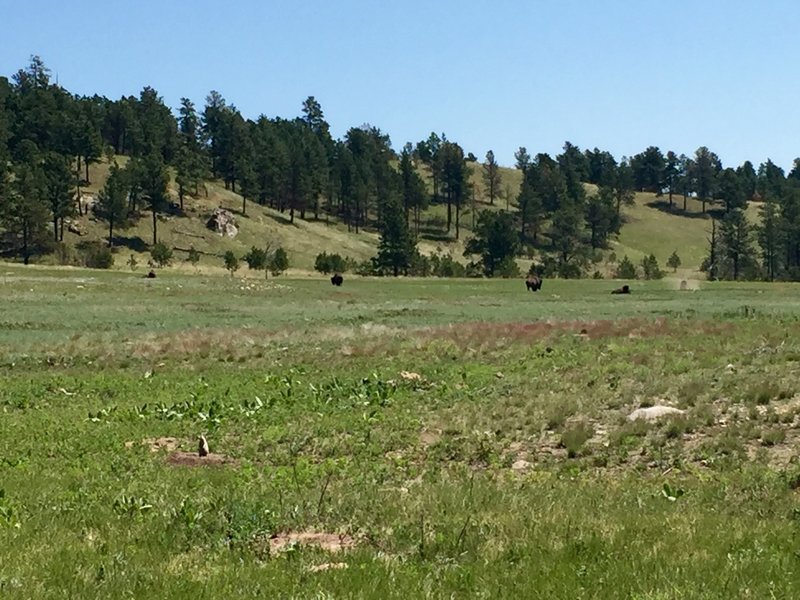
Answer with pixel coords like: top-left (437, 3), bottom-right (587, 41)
top-left (667, 251), bottom-right (681, 272)
top-left (54, 242), bottom-right (77, 266)
top-left (641, 253), bottom-right (665, 280)
top-left (243, 246), bottom-right (268, 271)
top-left (315, 252), bottom-right (347, 274)
top-left (558, 261), bottom-right (583, 279)
top-left (761, 428), bottom-right (786, 446)
top-left (495, 256), bottom-right (521, 279)
top-left (560, 421), bottom-right (595, 458)
top-left (615, 255), bottom-right (638, 279)
top-left (81, 242), bottom-right (114, 269)
top-left (409, 252), bottom-right (431, 277)
top-left (269, 247), bottom-right (289, 276)
top-left (544, 403), bottom-right (575, 431)
top-left (150, 242), bottom-right (173, 267)
top-left (187, 246), bottom-right (200, 267)
top-left (353, 259), bottom-right (376, 276)
top-left (430, 253), bottom-right (465, 278)
top-left (223, 250), bottom-right (239, 276)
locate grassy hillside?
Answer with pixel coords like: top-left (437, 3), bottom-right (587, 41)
top-left (43, 158), bottom-right (753, 276)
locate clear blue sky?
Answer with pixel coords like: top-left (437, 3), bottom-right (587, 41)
top-left (2, 0), bottom-right (799, 170)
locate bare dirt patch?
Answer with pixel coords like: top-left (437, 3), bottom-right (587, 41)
top-left (166, 451), bottom-right (235, 467)
top-left (307, 562), bottom-right (349, 573)
top-left (268, 531), bottom-right (356, 554)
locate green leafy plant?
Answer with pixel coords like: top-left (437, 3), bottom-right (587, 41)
top-left (150, 242), bottom-right (173, 267)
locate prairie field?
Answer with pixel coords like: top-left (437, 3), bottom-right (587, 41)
top-left (2, 265), bottom-right (800, 598)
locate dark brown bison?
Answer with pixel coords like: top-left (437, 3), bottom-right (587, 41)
top-left (331, 273), bottom-right (343, 286)
top-left (611, 284), bottom-right (630, 294)
top-left (145, 270), bottom-right (157, 279)
top-left (525, 275), bottom-right (542, 292)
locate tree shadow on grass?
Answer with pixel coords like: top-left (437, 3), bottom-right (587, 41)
top-left (645, 199), bottom-right (724, 220)
top-left (110, 236), bottom-right (149, 253)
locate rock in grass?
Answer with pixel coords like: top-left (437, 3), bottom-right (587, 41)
top-left (628, 406), bottom-right (686, 422)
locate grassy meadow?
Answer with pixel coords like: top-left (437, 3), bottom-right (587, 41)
top-left (2, 265), bottom-right (800, 598)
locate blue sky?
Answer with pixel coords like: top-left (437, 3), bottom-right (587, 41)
top-left (2, 0), bottom-right (799, 169)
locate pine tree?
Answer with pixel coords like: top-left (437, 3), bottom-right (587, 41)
top-left (42, 152), bottom-right (76, 241)
top-left (757, 196), bottom-right (781, 281)
top-left (517, 174), bottom-right (544, 243)
top-left (584, 187), bottom-right (619, 248)
top-left (139, 152), bottom-right (169, 245)
top-left (399, 143), bottom-right (427, 232)
top-left (463, 210), bottom-right (519, 277)
top-left (482, 150), bottom-right (502, 205)
top-left (375, 192), bottom-right (416, 276)
top-left (0, 157), bottom-right (49, 264)
top-left (667, 251), bottom-right (681, 272)
top-left (613, 160), bottom-right (636, 216)
top-left (96, 161), bottom-right (129, 246)
top-left (718, 209), bottom-right (756, 280)
top-left (550, 196), bottom-right (584, 266)
top-left (175, 98), bottom-right (208, 210)
top-left (691, 146), bottom-right (721, 213)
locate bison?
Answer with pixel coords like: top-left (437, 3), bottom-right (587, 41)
top-left (331, 273), bottom-right (343, 286)
top-left (611, 284), bottom-right (630, 294)
top-left (525, 275), bottom-right (543, 292)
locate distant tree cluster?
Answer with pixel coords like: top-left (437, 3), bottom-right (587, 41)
top-left (4, 55), bottom-right (800, 280)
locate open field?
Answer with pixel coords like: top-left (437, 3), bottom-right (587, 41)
top-left (3, 265), bottom-right (800, 598)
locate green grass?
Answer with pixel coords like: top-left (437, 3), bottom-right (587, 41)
top-left (3, 266), bottom-right (800, 597)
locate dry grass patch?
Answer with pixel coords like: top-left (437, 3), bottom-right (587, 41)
top-left (268, 531), bottom-right (357, 554)
top-left (124, 437), bottom-right (180, 453)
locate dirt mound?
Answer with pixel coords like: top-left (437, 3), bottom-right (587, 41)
top-left (166, 451), bottom-right (234, 467)
top-left (269, 531), bottom-right (356, 554)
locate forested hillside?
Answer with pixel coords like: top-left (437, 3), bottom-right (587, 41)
top-left (2, 55), bottom-right (800, 280)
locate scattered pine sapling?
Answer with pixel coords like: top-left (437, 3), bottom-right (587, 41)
top-left (667, 250), bottom-right (681, 272)
top-left (243, 246), bottom-right (268, 271)
top-left (150, 242), bottom-right (173, 267)
top-left (615, 255), bottom-right (638, 279)
top-left (270, 247), bottom-right (289, 276)
top-left (224, 250), bottom-right (240, 277)
top-left (187, 246), bottom-right (200, 270)
top-left (641, 253), bottom-right (665, 280)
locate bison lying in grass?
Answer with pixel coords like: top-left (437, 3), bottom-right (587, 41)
top-left (611, 284), bottom-right (630, 294)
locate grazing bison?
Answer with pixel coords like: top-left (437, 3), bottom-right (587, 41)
top-left (525, 275), bottom-right (543, 292)
top-left (611, 284), bottom-right (630, 294)
top-left (330, 273), bottom-right (343, 286)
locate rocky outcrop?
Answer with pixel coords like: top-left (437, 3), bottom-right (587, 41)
top-left (206, 208), bottom-right (238, 238)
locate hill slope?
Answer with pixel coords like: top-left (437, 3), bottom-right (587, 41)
top-left (42, 159), bottom-right (747, 276)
